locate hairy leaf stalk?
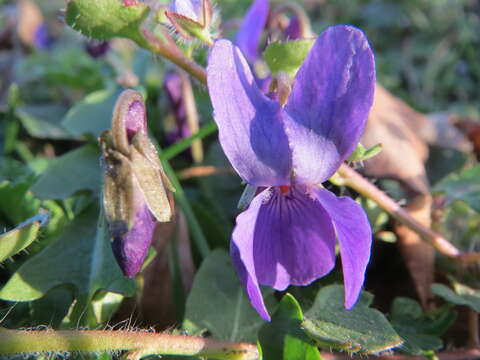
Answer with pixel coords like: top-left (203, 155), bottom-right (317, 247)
top-left (0, 328), bottom-right (258, 360)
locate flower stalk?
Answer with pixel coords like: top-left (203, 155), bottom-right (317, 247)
top-left (0, 328), bottom-right (258, 360)
top-left (337, 164), bottom-right (480, 263)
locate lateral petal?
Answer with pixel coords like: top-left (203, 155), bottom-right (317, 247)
top-left (314, 188), bottom-right (372, 308)
top-left (285, 25), bottom-right (375, 184)
top-left (231, 190), bottom-right (272, 321)
top-left (207, 39), bottom-right (292, 186)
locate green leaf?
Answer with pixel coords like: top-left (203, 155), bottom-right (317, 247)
top-left (389, 297), bottom-right (444, 355)
top-left (432, 283), bottom-right (480, 312)
top-left (184, 249), bottom-right (269, 342)
top-left (65, 0), bottom-right (149, 44)
top-left (263, 40), bottom-right (314, 76)
top-left (258, 293), bottom-right (321, 360)
top-left (0, 177), bottom-right (40, 224)
top-left (62, 88), bottom-right (124, 138)
top-left (303, 285), bottom-right (403, 354)
top-left (0, 203), bottom-right (135, 301)
top-left (31, 144), bottom-right (101, 200)
top-left (16, 104), bottom-right (72, 140)
top-left (0, 214), bottom-right (48, 262)
top-left (434, 165), bottom-right (480, 212)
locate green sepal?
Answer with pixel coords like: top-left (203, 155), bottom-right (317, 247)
top-left (263, 40), bottom-right (315, 76)
top-left (165, 11), bottom-right (213, 44)
top-left (348, 143), bottom-right (383, 162)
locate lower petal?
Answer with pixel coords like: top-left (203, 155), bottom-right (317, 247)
top-left (253, 187), bottom-right (337, 290)
top-left (314, 188), bottom-right (372, 309)
top-left (231, 187), bottom-right (337, 320)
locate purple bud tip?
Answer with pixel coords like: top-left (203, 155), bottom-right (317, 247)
top-left (284, 16), bottom-right (301, 40)
top-left (33, 24), bottom-right (54, 50)
top-left (85, 41), bottom-right (110, 58)
top-left (112, 206), bottom-right (157, 278)
top-left (125, 100), bottom-right (146, 141)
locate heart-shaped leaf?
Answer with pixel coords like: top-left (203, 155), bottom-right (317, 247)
top-left (303, 285), bottom-right (403, 354)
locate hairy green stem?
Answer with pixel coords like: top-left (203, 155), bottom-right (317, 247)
top-left (140, 29), bottom-right (207, 84)
top-left (0, 328), bottom-right (258, 360)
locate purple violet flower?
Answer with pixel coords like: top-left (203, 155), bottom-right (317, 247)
top-left (164, 71), bottom-right (190, 144)
top-left (207, 25), bottom-right (376, 321)
top-left (85, 41), bottom-right (110, 58)
top-left (33, 24), bottom-right (54, 50)
top-left (235, 0), bottom-right (269, 63)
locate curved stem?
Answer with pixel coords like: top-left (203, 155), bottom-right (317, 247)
top-left (0, 328), bottom-right (258, 360)
top-left (140, 29), bottom-right (207, 84)
top-left (337, 164), bottom-right (480, 263)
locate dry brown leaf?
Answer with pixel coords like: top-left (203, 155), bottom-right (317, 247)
top-left (424, 112), bottom-right (472, 152)
top-left (361, 84), bottom-right (434, 307)
top-left (394, 194), bottom-right (434, 308)
top-left (362, 84), bottom-right (429, 194)
top-left (16, 0), bottom-right (44, 47)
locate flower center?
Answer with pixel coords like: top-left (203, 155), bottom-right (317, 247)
top-left (279, 185), bottom-right (291, 195)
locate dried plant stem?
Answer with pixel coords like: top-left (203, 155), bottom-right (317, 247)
top-left (179, 166), bottom-right (234, 179)
top-left (337, 164), bottom-right (480, 263)
top-left (180, 72), bottom-right (204, 163)
top-left (0, 328), bottom-right (258, 360)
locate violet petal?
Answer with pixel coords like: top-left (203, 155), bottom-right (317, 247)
top-left (314, 187), bottom-right (372, 308)
top-left (112, 203), bottom-right (157, 277)
top-left (164, 72), bottom-right (190, 143)
top-left (235, 0), bottom-right (269, 63)
top-left (231, 190), bottom-right (272, 321)
top-left (125, 100), bottom-right (147, 141)
top-left (170, 0), bottom-right (202, 22)
top-left (231, 187), bottom-right (337, 320)
top-left (285, 25), bottom-right (375, 184)
top-left (207, 39), bottom-right (292, 186)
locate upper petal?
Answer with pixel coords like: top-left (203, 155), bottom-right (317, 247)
top-left (314, 188), bottom-right (372, 308)
top-left (207, 39), bottom-right (292, 186)
top-left (231, 187), bottom-right (337, 319)
top-left (285, 25), bottom-right (375, 184)
top-left (235, 0), bottom-right (269, 63)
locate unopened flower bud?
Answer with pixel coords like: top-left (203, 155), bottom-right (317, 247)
top-left (101, 90), bottom-right (175, 277)
top-left (165, 0), bottom-right (215, 45)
